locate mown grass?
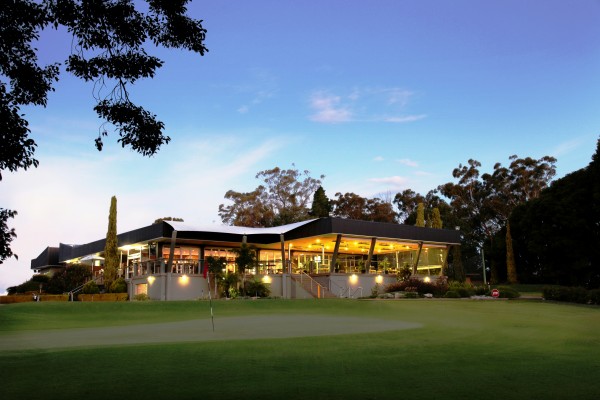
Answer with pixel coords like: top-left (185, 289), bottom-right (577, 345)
top-left (1, 299), bottom-right (599, 399)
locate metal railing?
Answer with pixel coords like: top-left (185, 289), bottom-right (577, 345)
top-left (294, 272), bottom-right (330, 299)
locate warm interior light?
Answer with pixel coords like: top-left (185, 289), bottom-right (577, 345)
top-left (179, 274), bottom-right (189, 285)
top-left (316, 239), bottom-right (321, 243)
top-left (147, 276), bottom-right (156, 285)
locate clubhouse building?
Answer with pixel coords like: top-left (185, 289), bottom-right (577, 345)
top-left (31, 217), bottom-right (461, 300)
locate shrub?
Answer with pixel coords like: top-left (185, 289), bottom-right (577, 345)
top-left (448, 281), bottom-right (475, 297)
top-left (134, 293), bottom-right (149, 301)
top-left (444, 290), bottom-right (460, 298)
top-left (496, 286), bottom-right (520, 299)
top-left (384, 281), bottom-right (405, 293)
top-left (588, 289), bottom-right (600, 305)
top-left (82, 280), bottom-right (100, 294)
top-left (543, 286), bottom-right (589, 304)
top-left (385, 277), bottom-right (447, 297)
top-left (109, 278), bottom-right (127, 293)
top-left (370, 283), bottom-right (380, 298)
top-left (404, 291), bottom-right (419, 298)
top-left (474, 285), bottom-right (489, 296)
top-left (245, 278), bottom-right (271, 298)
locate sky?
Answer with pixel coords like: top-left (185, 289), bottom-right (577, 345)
top-left (1, 0), bottom-right (600, 293)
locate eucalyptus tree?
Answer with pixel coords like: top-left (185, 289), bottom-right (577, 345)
top-left (439, 159), bottom-right (498, 281)
top-left (484, 155), bottom-right (556, 283)
top-left (219, 165), bottom-right (324, 227)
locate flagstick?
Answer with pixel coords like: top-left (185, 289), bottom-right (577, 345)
top-left (207, 272), bottom-right (215, 332)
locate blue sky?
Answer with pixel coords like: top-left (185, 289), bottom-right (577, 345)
top-left (1, 0), bottom-right (599, 292)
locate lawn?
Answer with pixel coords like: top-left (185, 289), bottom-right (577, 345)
top-left (0, 299), bottom-right (599, 399)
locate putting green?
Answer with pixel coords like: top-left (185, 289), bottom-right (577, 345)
top-left (0, 314), bottom-right (421, 350)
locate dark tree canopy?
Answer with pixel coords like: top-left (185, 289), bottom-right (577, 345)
top-left (1, 0), bottom-right (208, 173)
top-left (0, 209), bottom-right (18, 263)
top-left (310, 186), bottom-right (331, 218)
top-left (510, 139), bottom-right (600, 288)
top-left (154, 217), bottom-right (184, 224)
top-left (0, 0), bottom-right (207, 264)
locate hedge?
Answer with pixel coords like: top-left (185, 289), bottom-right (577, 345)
top-left (78, 293), bottom-right (128, 302)
top-left (543, 286), bottom-right (600, 305)
top-left (0, 294), bottom-right (68, 304)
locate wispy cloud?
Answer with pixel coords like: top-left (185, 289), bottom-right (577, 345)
top-left (552, 136), bottom-right (588, 156)
top-left (397, 158), bottom-right (419, 167)
top-left (308, 91), bottom-right (352, 123)
top-left (373, 156), bottom-right (384, 162)
top-left (308, 87), bottom-right (425, 124)
top-left (369, 175), bottom-right (409, 189)
top-left (384, 115), bottom-right (426, 123)
top-left (224, 69), bottom-right (278, 114)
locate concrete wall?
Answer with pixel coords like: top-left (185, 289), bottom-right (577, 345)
top-left (129, 274), bottom-right (209, 301)
top-left (128, 273), bottom-right (416, 300)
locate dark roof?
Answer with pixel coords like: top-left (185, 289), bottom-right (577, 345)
top-left (30, 246), bottom-right (60, 270)
top-left (53, 217), bottom-right (461, 263)
top-left (283, 218), bottom-right (461, 244)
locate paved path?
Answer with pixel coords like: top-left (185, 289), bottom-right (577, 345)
top-left (0, 315), bottom-right (421, 351)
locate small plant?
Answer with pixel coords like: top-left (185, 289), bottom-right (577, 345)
top-left (110, 277), bottom-right (127, 293)
top-left (404, 291), bottom-right (419, 298)
top-left (399, 264), bottom-right (412, 282)
top-left (134, 293), bottom-right (149, 301)
top-left (245, 278), bottom-right (271, 298)
top-left (370, 283), bottom-right (380, 298)
top-left (444, 290), bottom-right (460, 298)
top-left (228, 287), bottom-right (238, 299)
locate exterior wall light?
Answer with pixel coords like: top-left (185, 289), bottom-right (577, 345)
top-left (179, 274), bottom-right (189, 285)
top-left (375, 275), bottom-right (383, 284)
top-left (424, 276), bottom-right (431, 283)
top-left (349, 274), bottom-right (358, 285)
top-left (262, 276), bottom-right (272, 284)
top-left (147, 276), bottom-right (156, 285)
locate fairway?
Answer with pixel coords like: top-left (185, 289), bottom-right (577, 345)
top-left (1, 299), bottom-right (599, 400)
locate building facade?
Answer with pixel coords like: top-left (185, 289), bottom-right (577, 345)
top-left (31, 217), bottom-right (461, 300)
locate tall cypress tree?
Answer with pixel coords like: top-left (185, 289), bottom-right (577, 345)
top-left (103, 196), bottom-right (119, 292)
top-left (431, 207), bottom-right (443, 229)
top-left (415, 202), bottom-right (425, 227)
top-left (310, 186), bottom-right (332, 218)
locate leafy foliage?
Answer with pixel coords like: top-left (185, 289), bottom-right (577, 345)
top-left (510, 140), bottom-right (600, 288)
top-left (82, 280), bottom-right (100, 294)
top-left (310, 186), bottom-right (331, 218)
top-left (153, 217), bottom-right (184, 224)
top-left (45, 264), bottom-right (91, 294)
top-left (331, 192), bottom-right (396, 222)
top-left (6, 274), bottom-right (49, 294)
top-left (244, 278), bottom-right (271, 298)
top-left (109, 277), bottom-right (127, 293)
top-left (384, 277), bottom-right (448, 297)
top-left (0, 208), bottom-right (18, 263)
top-left (0, 1), bottom-right (207, 262)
